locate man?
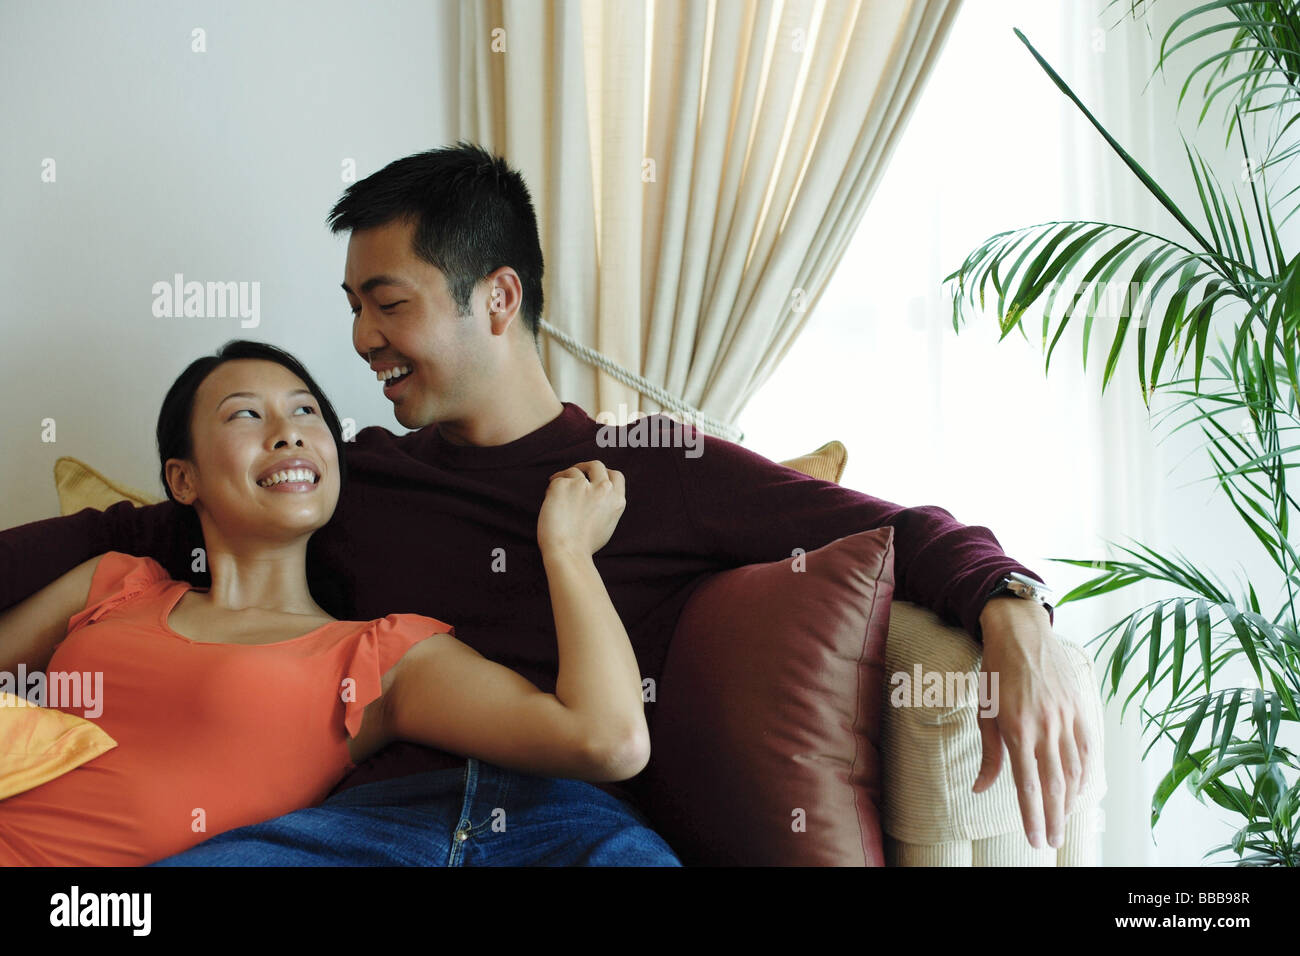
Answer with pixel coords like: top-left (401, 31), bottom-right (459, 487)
top-left (0, 143), bottom-right (1089, 864)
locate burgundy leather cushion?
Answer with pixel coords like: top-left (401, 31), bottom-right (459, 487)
top-left (638, 526), bottom-right (895, 865)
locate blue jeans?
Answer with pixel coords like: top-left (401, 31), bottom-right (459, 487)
top-left (148, 759), bottom-right (682, 866)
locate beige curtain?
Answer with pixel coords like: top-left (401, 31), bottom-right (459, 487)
top-left (453, 0), bottom-right (962, 438)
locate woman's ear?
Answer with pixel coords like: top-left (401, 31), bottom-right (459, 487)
top-left (164, 459), bottom-right (196, 504)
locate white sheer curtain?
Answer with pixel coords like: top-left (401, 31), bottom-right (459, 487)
top-left (737, 0), bottom-right (1239, 866)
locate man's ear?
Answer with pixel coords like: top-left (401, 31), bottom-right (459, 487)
top-left (485, 267), bottom-right (524, 335)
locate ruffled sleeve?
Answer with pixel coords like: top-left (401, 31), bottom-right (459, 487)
top-left (64, 551), bottom-right (172, 637)
top-left (341, 613), bottom-right (454, 738)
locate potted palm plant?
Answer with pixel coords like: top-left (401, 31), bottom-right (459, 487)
top-left (945, 0), bottom-right (1300, 864)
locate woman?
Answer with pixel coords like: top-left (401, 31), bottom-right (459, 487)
top-left (0, 340), bottom-right (648, 866)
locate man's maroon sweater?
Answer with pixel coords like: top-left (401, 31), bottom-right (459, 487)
top-left (0, 402), bottom-right (1050, 809)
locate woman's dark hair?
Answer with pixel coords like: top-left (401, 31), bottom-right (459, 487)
top-left (326, 141), bottom-right (545, 340)
top-left (156, 340), bottom-right (349, 503)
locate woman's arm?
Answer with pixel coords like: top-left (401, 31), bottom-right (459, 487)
top-left (0, 554), bottom-right (104, 674)
top-left (354, 461), bottom-right (649, 783)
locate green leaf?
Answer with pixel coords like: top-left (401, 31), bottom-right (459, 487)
top-left (1152, 753), bottom-right (1202, 826)
top-left (1127, 245), bottom-right (1183, 401)
top-left (1222, 603), bottom-right (1264, 683)
top-left (1172, 598), bottom-right (1188, 695)
top-left (1216, 687), bottom-right (1242, 766)
top-left (1267, 668), bottom-right (1298, 722)
top-left (1113, 611), bottom-right (1140, 700)
top-left (1256, 763), bottom-right (1286, 815)
top-left (1040, 225), bottom-right (1111, 344)
top-left (1175, 693), bottom-right (1212, 765)
top-left (1146, 259), bottom-right (1204, 389)
top-left (1197, 598), bottom-right (1214, 690)
top-left (1086, 238), bottom-right (1156, 381)
top-left (1005, 223), bottom-right (1084, 319)
top-left (1148, 600), bottom-right (1165, 691)
top-left (1014, 29), bottom-right (1221, 259)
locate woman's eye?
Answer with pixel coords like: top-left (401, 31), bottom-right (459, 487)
top-left (295, 405), bottom-right (317, 415)
top-left (231, 409), bottom-right (258, 419)
top-left (379, 300), bottom-right (405, 310)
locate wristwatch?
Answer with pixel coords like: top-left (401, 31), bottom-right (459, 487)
top-left (985, 571), bottom-right (1054, 613)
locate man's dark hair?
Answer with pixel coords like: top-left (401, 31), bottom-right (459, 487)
top-left (327, 142), bottom-right (545, 341)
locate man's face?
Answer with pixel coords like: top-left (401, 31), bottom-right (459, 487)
top-left (343, 218), bottom-right (484, 429)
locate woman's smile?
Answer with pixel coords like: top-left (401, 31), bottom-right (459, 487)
top-left (256, 459), bottom-right (322, 493)
top-left (258, 473), bottom-right (321, 493)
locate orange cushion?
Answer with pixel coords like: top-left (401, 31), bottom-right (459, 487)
top-left (0, 692), bottom-right (118, 800)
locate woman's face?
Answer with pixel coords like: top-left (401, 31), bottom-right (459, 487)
top-left (166, 358), bottom-right (341, 543)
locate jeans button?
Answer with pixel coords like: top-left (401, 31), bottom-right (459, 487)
top-left (455, 829), bottom-right (469, 843)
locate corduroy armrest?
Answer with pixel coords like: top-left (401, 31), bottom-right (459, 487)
top-left (880, 600), bottom-right (1107, 866)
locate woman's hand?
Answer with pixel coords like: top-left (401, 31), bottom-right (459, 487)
top-left (537, 460), bottom-right (626, 558)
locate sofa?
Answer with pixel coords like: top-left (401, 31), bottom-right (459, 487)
top-left (47, 449), bottom-right (1107, 866)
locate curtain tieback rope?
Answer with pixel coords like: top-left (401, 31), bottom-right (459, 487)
top-left (539, 318), bottom-right (744, 442)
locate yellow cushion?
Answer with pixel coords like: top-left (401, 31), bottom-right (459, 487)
top-left (779, 440), bottom-right (847, 484)
top-left (0, 692), bottom-right (118, 800)
top-left (53, 456), bottom-right (161, 516)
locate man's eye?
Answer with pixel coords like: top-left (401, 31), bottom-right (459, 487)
top-left (348, 301), bottom-right (403, 315)
top-left (295, 405), bottom-right (317, 415)
top-left (231, 409), bottom-right (258, 419)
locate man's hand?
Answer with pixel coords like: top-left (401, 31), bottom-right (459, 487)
top-left (973, 596), bottom-right (1092, 850)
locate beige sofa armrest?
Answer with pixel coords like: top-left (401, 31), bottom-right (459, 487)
top-left (880, 600), bottom-right (1107, 866)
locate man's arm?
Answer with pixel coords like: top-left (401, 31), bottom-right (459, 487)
top-left (670, 427), bottom-right (1088, 851)
top-left (670, 429), bottom-right (1051, 642)
top-left (0, 499), bottom-right (200, 612)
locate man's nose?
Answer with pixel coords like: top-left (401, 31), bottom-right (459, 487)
top-left (353, 305), bottom-right (386, 359)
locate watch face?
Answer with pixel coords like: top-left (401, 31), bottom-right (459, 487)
top-left (1009, 572), bottom-right (1052, 599)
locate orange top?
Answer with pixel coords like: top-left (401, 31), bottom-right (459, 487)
top-left (0, 552), bottom-right (452, 866)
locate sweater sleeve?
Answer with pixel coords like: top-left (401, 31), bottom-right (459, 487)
top-left (0, 500), bottom-right (203, 613)
top-left (670, 426), bottom-right (1052, 643)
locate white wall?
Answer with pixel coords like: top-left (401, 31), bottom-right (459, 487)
top-left (0, 0), bottom-right (459, 526)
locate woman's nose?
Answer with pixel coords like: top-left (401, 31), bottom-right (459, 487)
top-left (271, 422), bottom-right (305, 449)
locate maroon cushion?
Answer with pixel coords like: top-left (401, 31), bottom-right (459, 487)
top-left (638, 527), bottom-right (895, 865)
